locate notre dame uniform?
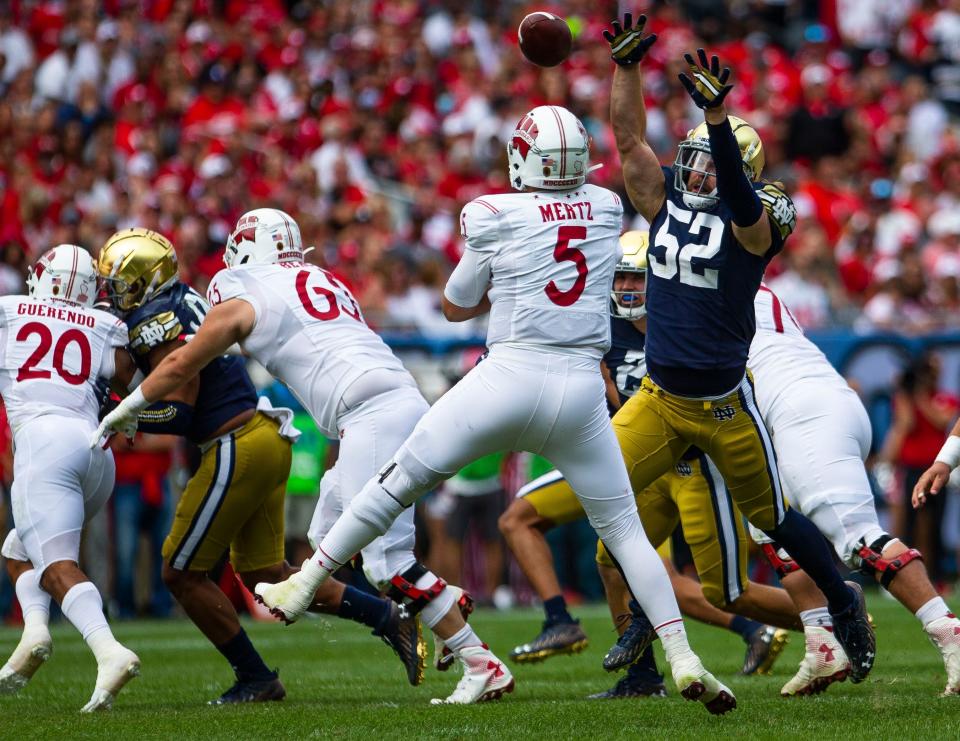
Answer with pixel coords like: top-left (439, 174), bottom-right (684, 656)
top-left (613, 167), bottom-right (796, 533)
top-left (518, 312), bottom-right (750, 608)
top-left (98, 226), bottom-right (295, 576)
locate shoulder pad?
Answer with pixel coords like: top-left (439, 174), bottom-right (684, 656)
top-left (129, 310), bottom-right (183, 356)
top-left (757, 184), bottom-right (797, 240)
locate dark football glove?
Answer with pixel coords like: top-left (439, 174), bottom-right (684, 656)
top-left (678, 48), bottom-right (733, 109)
top-left (602, 12), bottom-right (657, 67)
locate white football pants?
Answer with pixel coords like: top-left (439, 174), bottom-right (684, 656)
top-left (751, 380), bottom-right (885, 565)
top-left (3, 415), bottom-right (115, 576)
top-left (306, 385), bottom-right (429, 588)
top-left (324, 345), bottom-right (683, 629)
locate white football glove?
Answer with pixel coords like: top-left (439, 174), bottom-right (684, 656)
top-left (91, 388), bottom-right (148, 448)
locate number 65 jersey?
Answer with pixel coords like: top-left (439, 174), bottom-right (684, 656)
top-left (446, 186), bottom-right (623, 359)
top-left (0, 295), bottom-right (128, 432)
top-left (207, 263), bottom-right (413, 438)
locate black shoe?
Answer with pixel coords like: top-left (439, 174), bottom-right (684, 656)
top-left (587, 669), bottom-right (667, 699)
top-left (209, 671), bottom-right (286, 705)
top-left (829, 581), bottom-right (876, 683)
top-left (374, 602), bottom-right (426, 686)
top-left (509, 619), bottom-right (588, 663)
top-left (741, 625), bottom-right (789, 675)
top-left (602, 601), bottom-right (655, 672)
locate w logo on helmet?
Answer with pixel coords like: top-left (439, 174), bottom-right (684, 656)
top-left (232, 213), bottom-right (260, 244)
top-left (512, 114), bottom-right (538, 159)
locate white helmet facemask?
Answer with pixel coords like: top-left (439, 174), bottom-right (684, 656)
top-left (26, 244), bottom-right (98, 307)
top-left (224, 208), bottom-right (304, 268)
top-left (507, 105), bottom-right (591, 191)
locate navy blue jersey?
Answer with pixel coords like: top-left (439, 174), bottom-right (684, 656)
top-left (603, 314), bottom-right (647, 407)
top-left (125, 282), bottom-right (257, 444)
top-left (645, 166), bottom-right (793, 395)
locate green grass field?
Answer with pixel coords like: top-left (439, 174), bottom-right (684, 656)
top-left (2, 596), bottom-right (959, 739)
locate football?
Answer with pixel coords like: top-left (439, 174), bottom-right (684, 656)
top-left (518, 12), bottom-right (572, 67)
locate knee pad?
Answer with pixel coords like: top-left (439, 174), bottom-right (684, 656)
top-left (381, 451), bottom-right (446, 508)
top-left (385, 562), bottom-right (455, 628)
top-left (1, 529), bottom-right (27, 562)
top-left (761, 543), bottom-right (800, 580)
top-left (855, 535), bottom-right (923, 589)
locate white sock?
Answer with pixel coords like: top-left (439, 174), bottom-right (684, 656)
top-left (60, 582), bottom-right (117, 661)
top-left (418, 578), bottom-right (457, 629)
top-left (658, 625), bottom-right (693, 664)
top-left (916, 596), bottom-right (951, 628)
top-left (15, 569), bottom-right (50, 629)
top-left (799, 607), bottom-right (832, 628)
top-left (313, 482), bottom-right (405, 572)
top-left (445, 624), bottom-right (482, 653)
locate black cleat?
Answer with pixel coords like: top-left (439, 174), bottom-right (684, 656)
top-left (741, 625), bottom-right (789, 675)
top-left (509, 619), bottom-right (589, 663)
top-left (602, 601), bottom-right (655, 672)
top-left (209, 671), bottom-right (286, 705)
top-left (587, 669), bottom-right (667, 699)
top-left (374, 602), bottom-right (426, 686)
top-left (830, 581), bottom-right (876, 683)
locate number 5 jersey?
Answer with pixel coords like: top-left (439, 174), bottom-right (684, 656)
top-left (0, 295), bottom-right (128, 432)
top-left (447, 186), bottom-right (624, 359)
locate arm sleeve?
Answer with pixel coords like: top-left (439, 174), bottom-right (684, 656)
top-left (706, 118), bottom-right (763, 227)
top-left (443, 200), bottom-right (499, 308)
top-left (756, 183), bottom-right (797, 258)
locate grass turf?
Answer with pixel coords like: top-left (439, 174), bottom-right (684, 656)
top-left (1, 596), bottom-right (959, 739)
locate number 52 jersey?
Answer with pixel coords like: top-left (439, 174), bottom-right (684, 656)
top-left (0, 295), bottom-right (128, 432)
top-left (446, 186), bottom-right (623, 359)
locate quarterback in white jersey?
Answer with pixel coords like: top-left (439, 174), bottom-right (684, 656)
top-left (94, 208), bottom-right (503, 703)
top-left (254, 105), bottom-right (733, 713)
top-left (0, 245), bottom-right (141, 711)
top-left (748, 285), bottom-right (960, 697)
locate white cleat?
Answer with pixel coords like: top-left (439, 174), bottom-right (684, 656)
top-left (781, 625), bottom-right (850, 697)
top-left (670, 650), bottom-right (737, 715)
top-left (430, 645), bottom-right (514, 705)
top-left (0, 626), bottom-right (52, 694)
top-left (80, 645), bottom-right (141, 713)
top-left (254, 561), bottom-right (322, 624)
top-left (924, 614), bottom-right (960, 696)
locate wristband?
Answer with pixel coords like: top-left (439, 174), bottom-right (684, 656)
top-left (121, 386), bottom-right (149, 415)
top-left (935, 435), bottom-right (960, 469)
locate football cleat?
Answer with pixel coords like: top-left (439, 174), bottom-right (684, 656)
top-left (80, 645), bottom-right (141, 713)
top-left (254, 563), bottom-right (322, 624)
top-left (829, 581), bottom-right (876, 683)
top-left (0, 626), bottom-right (52, 694)
top-left (602, 601), bottom-right (655, 672)
top-left (923, 613), bottom-right (960, 696)
top-left (741, 625), bottom-right (789, 675)
top-left (509, 619), bottom-right (588, 664)
top-left (780, 626), bottom-right (850, 697)
top-left (670, 651), bottom-right (737, 715)
top-left (587, 662), bottom-right (667, 699)
top-left (209, 670), bottom-right (286, 705)
top-left (433, 586), bottom-right (475, 672)
top-left (430, 645), bottom-right (514, 705)
top-left (375, 602), bottom-right (426, 686)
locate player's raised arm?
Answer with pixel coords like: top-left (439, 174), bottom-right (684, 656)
top-left (913, 419), bottom-right (960, 507)
top-left (679, 49), bottom-right (772, 256)
top-left (92, 299), bottom-right (255, 445)
top-left (605, 13), bottom-right (663, 223)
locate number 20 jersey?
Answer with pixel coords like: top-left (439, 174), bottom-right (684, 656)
top-left (457, 186), bottom-right (623, 359)
top-left (644, 166), bottom-right (790, 385)
top-left (0, 295), bottom-right (128, 432)
top-left (207, 263), bottom-right (412, 438)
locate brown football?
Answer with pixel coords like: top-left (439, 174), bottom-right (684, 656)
top-left (518, 12), bottom-right (572, 67)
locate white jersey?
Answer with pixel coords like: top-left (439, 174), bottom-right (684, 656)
top-left (748, 284), bottom-right (849, 404)
top-left (207, 263), bottom-right (414, 437)
top-left (445, 185), bottom-right (623, 359)
top-left (0, 295), bottom-right (127, 433)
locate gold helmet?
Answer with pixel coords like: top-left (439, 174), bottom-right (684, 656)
top-left (611, 230), bottom-right (648, 320)
top-left (674, 115), bottom-right (764, 210)
top-left (97, 228), bottom-right (179, 313)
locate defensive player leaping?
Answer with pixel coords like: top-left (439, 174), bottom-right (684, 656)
top-left (93, 209), bottom-right (500, 706)
top-left (603, 14), bottom-right (875, 681)
top-left (251, 105), bottom-right (735, 712)
top-left (0, 245), bottom-right (140, 711)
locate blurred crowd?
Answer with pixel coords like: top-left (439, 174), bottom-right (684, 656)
top-left (0, 0), bottom-right (959, 333)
